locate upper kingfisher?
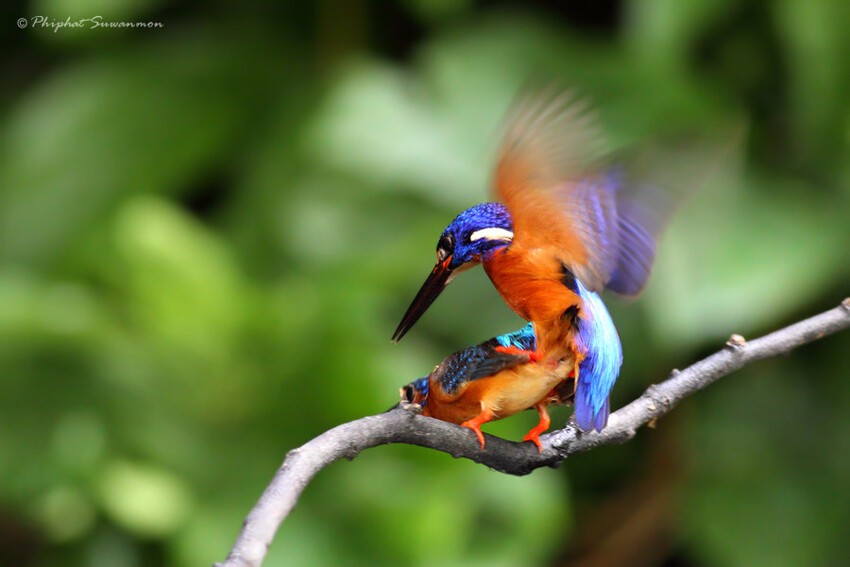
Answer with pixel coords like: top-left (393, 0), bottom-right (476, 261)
top-left (392, 89), bottom-right (664, 434)
top-left (401, 323), bottom-right (575, 450)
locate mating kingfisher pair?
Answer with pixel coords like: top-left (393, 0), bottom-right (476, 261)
top-left (393, 89), bottom-right (666, 451)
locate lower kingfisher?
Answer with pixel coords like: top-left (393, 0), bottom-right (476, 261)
top-left (401, 323), bottom-right (577, 450)
top-left (393, 89), bottom-right (665, 432)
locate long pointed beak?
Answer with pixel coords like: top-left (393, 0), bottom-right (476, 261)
top-left (392, 257), bottom-right (453, 342)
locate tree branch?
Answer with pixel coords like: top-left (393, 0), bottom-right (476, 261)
top-left (216, 299), bottom-right (850, 567)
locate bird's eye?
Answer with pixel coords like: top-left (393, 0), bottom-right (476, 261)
top-left (436, 234), bottom-right (454, 262)
top-left (403, 385), bottom-right (415, 403)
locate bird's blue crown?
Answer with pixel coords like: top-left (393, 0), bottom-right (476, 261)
top-left (438, 203), bottom-right (513, 270)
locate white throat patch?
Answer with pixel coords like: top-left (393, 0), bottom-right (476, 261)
top-left (469, 227), bottom-right (514, 243)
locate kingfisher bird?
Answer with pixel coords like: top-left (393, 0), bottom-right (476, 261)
top-left (393, 90), bottom-right (664, 433)
top-left (401, 323), bottom-right (575, 450)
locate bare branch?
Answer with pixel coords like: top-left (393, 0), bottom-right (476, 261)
top-left (216, 299), bottom-right (850, 567)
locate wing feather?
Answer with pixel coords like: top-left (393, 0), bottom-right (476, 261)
top-left (493, 89), bottom-right (670, 295)
top-left (434, 343), bottom-right (529, 395)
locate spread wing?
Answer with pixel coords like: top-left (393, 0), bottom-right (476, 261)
top-left (493, 89), bottom-right (659, 295)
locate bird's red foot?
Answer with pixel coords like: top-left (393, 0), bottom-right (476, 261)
top-left (494, 345), bottom-right (542, 363)
top-left (522, 403), bottom-right (551, 453)
top-left (461, 406), bottom-right (494, 450)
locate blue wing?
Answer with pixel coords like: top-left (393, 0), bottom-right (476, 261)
top-left (435, 325), bottom-right (535, 395)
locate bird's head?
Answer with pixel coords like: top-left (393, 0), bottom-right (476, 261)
top-left (392, 203), bottom-right (513, 342)
top-left (400, 377), bottom-right (429, 406)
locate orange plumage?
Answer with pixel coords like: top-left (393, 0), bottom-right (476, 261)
top-left (395, 88), bottom-right (668, 438)
top-left (401, 324), bottom-right (573, 450)
top-left (481, 92), bottom-right (616, 378)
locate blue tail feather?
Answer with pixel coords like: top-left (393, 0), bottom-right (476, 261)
top-left (573, 282), bottom-right (622, 432)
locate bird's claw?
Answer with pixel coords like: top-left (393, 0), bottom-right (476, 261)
top-left (460, 406), bottom-right (494, 450)
top-left (461, 421), bottom-right (487, 450)
top-left (522, 431), bottom-right (544, 453)
top-left (522, 403), bottom-right (551, 453)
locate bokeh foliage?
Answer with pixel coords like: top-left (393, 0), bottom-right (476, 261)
top-left (0, 1), bottom-right (848, 566)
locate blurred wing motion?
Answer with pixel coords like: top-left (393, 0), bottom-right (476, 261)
top-left (494, 89), bottom-right (661, 296)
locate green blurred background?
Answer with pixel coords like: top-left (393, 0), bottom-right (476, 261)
top-left (1, 1), bottom-right (849, 566)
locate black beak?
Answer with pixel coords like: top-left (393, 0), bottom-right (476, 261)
top-left (392, 257), bottom-right (453, 342)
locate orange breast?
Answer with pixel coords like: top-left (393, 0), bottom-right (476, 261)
top-left (483, 245), bottom-right (583, 356)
